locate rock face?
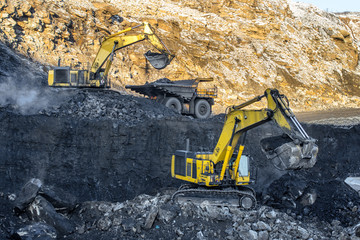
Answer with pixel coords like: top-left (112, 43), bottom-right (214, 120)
top-left (0, 0), bottom-right (359, 112)
top-left (0, 108), bottom-right (222, 203)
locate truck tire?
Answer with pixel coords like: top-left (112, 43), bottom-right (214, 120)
top-left (165, 97), bottom-right (182, 113)
top-left (195, 99), bottom-right (211, 119)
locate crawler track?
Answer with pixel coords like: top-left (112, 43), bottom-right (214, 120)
top-left (172, 185), bottom-right (257, 209)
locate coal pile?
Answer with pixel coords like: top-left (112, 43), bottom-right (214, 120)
top-left (0, 41), bottom-right (178, 124)
top-left (40, 89), bottom-right (179, 126)
top-left (1, 109), bottom-right (359, 239)
top-left (262, 123), bottom-right (360, 226)
top-left (0, 42), bottom-right (46, 88)
top-left (0, 42), bottom-right (71, 115)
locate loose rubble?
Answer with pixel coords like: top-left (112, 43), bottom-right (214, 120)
top-left (10, 179), bottom-right (77, 239)
top-left (40, 89), bottom-right (180, 126)
top-left (4, 179), bottom-right (360, 239)
top-left (41, 193), bottom-right (360, 239)
top-left (12, 223), bottom-right (57, 240)
top-left (0, 39), bottom-right (180, 122)
top-left (1, 96), bottom-right (359, 239)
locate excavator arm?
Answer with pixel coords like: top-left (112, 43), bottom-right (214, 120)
top-left (48, 22), bottom-right (174, 88)
top-left (170, 89), bottom-right (318, 209)
top-left (212, 88), bottom-right (318, 171)
top-left (171, 88), bottom-right (318, 188)
top-left (90, 22), bottom-right (174, 82)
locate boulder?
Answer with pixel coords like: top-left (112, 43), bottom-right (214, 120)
top-left (258, 230), bottom-right (269, 240)
top-left (11, 222), bottom-right (57, 240)
top-left (122, 218), bottom-right (136, 232)
top-left (158, 203), bottom-right (180, 223)
top-left (14, 178), bottom-right (42, 214)
top-left (39, 186), bottom-right (77, 211)
top-left (97, 217), bottom-right (112, 231)
top-left (300, 190), bottom-right (317, 206)
top-left (354, 223), bottom-right (360, 237)
top-left (26, 196), bottom-right (75, 236)
top-left (143, 206), bottom-right (158, 229)
top-left (345, 177), bottom-right (360, 194)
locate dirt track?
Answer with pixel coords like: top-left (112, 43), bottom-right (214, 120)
top-left (296, 108), bottom-right (360, 124)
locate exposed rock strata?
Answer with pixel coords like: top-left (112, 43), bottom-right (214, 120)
top-left (0, 0), bottom-right (360, 112)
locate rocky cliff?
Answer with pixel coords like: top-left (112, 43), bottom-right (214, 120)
top-left (0, 0), bottom-right (359, 112)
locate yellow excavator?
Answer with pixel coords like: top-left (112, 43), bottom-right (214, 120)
top-left (171, 88), bottom-right (318, 209)
top-left (48, 22), bottom-right (174, 88)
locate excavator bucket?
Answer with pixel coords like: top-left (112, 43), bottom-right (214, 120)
top-left (261, 135), bottom-right (318, 170)
top-left (144, 50), bottom-right (171, 70)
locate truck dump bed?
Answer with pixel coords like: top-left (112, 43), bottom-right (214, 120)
top-left (125, 78), bottom-right (217, 100)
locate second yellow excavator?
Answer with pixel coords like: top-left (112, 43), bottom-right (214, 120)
top-left (171, 89), bottom-right (318, 209)
top-left (48, 22), bottom-right (174, 88)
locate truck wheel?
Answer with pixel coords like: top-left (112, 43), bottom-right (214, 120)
top-left (165, 97), bottom-right (182, 113)
top-left (195, 99), bottom-right (211, 119)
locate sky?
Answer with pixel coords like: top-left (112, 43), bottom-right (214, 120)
top-left (294, 0), bottom-right (360, 13)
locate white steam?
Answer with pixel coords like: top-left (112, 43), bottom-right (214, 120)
top-left (0, 76), bottom-right (50, 115)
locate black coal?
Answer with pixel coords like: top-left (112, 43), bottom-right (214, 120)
top-left (0, 41), bottom-right (359, 239)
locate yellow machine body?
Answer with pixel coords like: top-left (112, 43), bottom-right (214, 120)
top-left (171, 145), bottom-right (250, 187)
top-left (171, 88), bottom-right (318, 188)
top-left (48, 22), bottom-right (174, 88)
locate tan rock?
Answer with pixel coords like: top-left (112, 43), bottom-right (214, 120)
top-left (0, 0), bottom-right (359, 112)
top-left (3, 17), bottom-right (16, 27)
top-left (331, 32), bottom-right (345, 41)
top-left (6, 3), bottom-right (15, 15)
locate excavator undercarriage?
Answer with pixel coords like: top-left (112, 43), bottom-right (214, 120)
top-left (172, 184), bottom-right (257, 209)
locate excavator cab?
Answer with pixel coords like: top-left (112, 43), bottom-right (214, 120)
top-left (48, 67), bottom-right (92, 88)
top-left (144, 50), bottom-right (172, 70)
